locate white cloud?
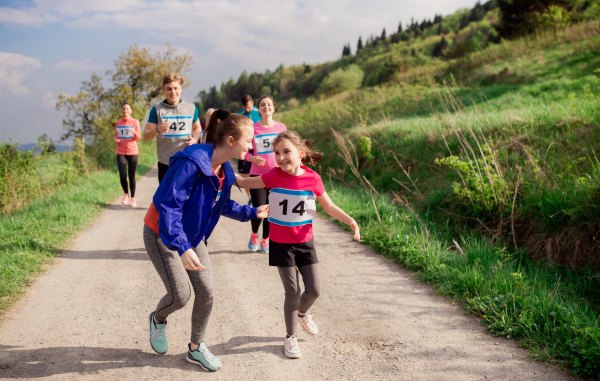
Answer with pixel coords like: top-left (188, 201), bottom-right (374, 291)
top-left (41, 92), bottom-right (56, 108)
top-left (0, 52), bottom-right (41, 95)
top-left (54, 59), bottom-right (101, 71)
top-left (0, 6), bottom-right (58, 26)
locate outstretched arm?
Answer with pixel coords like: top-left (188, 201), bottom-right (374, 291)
top-left (317, 191), bottom-right (360, 241)
top-left (235, 174), bottom-right (266, 189)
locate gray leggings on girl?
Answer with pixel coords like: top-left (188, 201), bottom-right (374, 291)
top-left (278, 264), bottom-right (322, 336)
top-left (143, 225), bottom-right (213, 345)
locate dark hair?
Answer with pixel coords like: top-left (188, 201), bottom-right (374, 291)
top-left (122, 103), bottom-right (132, 108)
top-left (257, 95), bottom-right (276, 112)
top-left (162, 73), bottom-right (185, 87)
top-left (273, 131), bottom-right (323, 166)
top-left (241, 95), bottom-right (253, 106)
top-left (204, 108), bottom-right (253, 146)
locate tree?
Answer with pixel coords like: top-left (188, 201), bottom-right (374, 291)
top-left (381, 28), bottom-right (387, 40)
top-left (357, 36), bottom-right (363, 52)
top-left (304, 64), bottom-right (312, 74)
top-left (438, 22), bottom-right (444, 35)
top-left (36, 134), bottom-right (56, 155)
top-left (432, 37), bottom-right (449, 57)
top-left (108, 43), bottom-right (193, 112)
top-left (496, 0), bottom-right (575, 39)
top-left (469, 1), bottom-right (485, 22)
top-left (397, 22), bottom-right (403, 33)
top-left (342, 43), bottom-right (351, 56)
top-left (459, 12), bottom-right (470, 29)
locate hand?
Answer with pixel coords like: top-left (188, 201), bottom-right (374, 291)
top-left (256, 204), bottom-right (270, 218)
top-left (115, 139), bottom-right (121, 143)
top-left (158, 119), bottom-right (170, 134)
top-left (184, 134), bottom-right (197, 147)
top-left (350, 219), bottom-right (361, 241)
top-left (252, 156), bottom-right (266, 167)
top-left (180, 249), bottom-right (205, 271)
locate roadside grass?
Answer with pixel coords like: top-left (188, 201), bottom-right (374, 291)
top-left (318, 183), bottom-right (600, 377)
top-left (0, 140), bottom-right (157, 316)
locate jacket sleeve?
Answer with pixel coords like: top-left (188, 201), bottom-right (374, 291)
top-left (114, 122), bottom-right (119, 143)
top-left (222, 199), bottom-right (258, 222)
top-left (155, 160), bottom-right (199, 255)
top-left (133, 119), bottom-right (141, 141)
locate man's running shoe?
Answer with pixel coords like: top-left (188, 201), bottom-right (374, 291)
top-left (298, 314), bottom-right (319, 335)
top-left (260, 239), bottom-right (269, 254)
top-left (284, 335), bottom-right (301, 359)
top-left (130, 197), bottom-right (137, 208)
top-left (148, 311), bottom-right (168, 354)
top-left (121, 194), bottom-right (129, 205)
top-left (187, 343), bottom-right (222, 371)
top-left (248, 233), bottom-right (258, 251)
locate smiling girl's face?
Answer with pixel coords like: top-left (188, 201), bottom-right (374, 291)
top-left (229, 124), bottom-right (254, 160)
top-left (121, 104), bottom-right (132, 118)
top-left (274, 138), bottom-right (305, 174)
top-left (258, 97), bottom-right (274, 119)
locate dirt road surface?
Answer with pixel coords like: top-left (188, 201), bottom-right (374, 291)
top-left (0, 167), bottom-right (572, 380)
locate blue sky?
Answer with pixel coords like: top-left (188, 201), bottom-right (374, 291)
top-left (0, 0), bottom-right (480, 145)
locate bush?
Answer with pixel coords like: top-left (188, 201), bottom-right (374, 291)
top-left (318, 64), bottom-right (364, 95)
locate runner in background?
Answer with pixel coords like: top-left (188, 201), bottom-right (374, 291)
top-left (244, 95), bottom-right (287, 253)
top-left (235, 131), bottom-right (360, 359)
top-left (142, 74), bottom-right (202, 183)
top-left (200, 108), bottom-right (215, 143)
top-left (114, 103), bottom-right (141, 207)
top-left (237, 95), bottom-right (261, 205)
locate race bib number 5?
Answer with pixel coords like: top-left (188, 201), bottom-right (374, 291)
top-left (255, 133), bottom-right (278, 155)
top-left (268, 188), bottom-right (316, 227)
top-left (162, 116), bottom-right (192, 138)
top-left (116, 125), bottom-right (134, 139)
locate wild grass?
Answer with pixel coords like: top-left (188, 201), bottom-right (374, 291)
top-left (0, 139), bottom-right (157, 316)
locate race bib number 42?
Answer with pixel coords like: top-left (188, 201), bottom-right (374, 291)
top-left (268, 188), bottom-right (316, 227)
top-left (255, 133), bottom-right (278, 155)
top-left (116, 125), bottom-right (134, 139)
top-left (162, 116), bottom-right (192, 138)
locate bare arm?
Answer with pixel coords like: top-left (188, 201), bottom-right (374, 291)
top-left (235, 174), bottom-right (266, 189)
top-left (143, 119), bottom-right (169, 142)
top-left (317, 191), bottom-right (360, 241)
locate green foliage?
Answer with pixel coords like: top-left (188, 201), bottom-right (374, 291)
top-left (0, 140), bottom-right (37, 212)
top-left (318, 65), bottom-right (364, 95)
top-left (496, 0), bottom-right (576, 39)
top-left (359, 136), bottom-right (373, 161)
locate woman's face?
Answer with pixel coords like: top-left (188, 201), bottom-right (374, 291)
top-left (258, 98), bottom-right (274, 119)
top-left (228, 124), bottom-right (254, 160)
top-left (274, 139), bottom-right (304, 173)
top-left (121, 104), bottom-right (132, 118)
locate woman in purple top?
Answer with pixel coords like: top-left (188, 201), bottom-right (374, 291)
top-left (244, 95), bottom-right (287, 254)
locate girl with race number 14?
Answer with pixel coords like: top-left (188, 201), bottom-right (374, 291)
top-left (236, 131), bottom-right (360, 359)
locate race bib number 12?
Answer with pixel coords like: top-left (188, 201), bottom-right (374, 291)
top-left (163, 116), bottom-right (192, 138)
top-left (255, 133), bottom-right (278, 155)
top-left (268, 188), bottom-right (316, 227)
top-left (116, 125), bottom-right (134, 139)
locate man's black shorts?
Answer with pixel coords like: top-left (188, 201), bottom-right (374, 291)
top-left (269, 238), bottom-right (318, 267)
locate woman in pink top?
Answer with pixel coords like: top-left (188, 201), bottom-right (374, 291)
top-left (115, 103), bottom-right (141, 207)
top-left (244, 95), bottom-right (287, 253)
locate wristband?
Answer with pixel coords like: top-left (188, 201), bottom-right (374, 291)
top-left (155, 125), bottom-right (159, 133)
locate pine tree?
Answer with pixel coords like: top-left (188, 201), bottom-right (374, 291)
top-left (381, 28), bottom-right (387, 40)
top-left (398, 21), bottom-right (403, 33)
top-left (496, 0), bottom-right (575, 39)
top-left (357, 36), bottom-right (363, 52)
top-left (432, 36), bottom-right (448, 57)
top-left (437, 22), bottom-right (443, 35)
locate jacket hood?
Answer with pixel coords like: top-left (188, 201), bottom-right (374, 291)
top-left (169, 144), bottom-right (236, 188)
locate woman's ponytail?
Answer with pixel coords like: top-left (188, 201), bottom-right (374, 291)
top-left (204, 108), bottom-right (252, 145)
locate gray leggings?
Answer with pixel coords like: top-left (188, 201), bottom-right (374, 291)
top-left (143, 225), bottom-right (213, 345)
top-left (278, 264), bottom-right (322, 336)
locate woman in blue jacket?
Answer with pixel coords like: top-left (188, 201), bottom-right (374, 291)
top-left (142, 109), bottom-right (269, 372)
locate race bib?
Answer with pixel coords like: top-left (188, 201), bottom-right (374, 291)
top-left (268, 188), bottom-right (316, 227)
top-left (116, 125), bottom-right (134, 139)
top-left (162, 116), bottom-right (193, 138)
top-left (255, 133), bottom-right (278, 155)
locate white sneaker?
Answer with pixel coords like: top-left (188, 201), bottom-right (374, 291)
top-left (297, 314), bottom-right (319, 335)
top-left (284, 335), bottom-right (301, 359)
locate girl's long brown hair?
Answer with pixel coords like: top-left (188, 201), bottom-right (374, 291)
top-left (204, 109), bottom-right (252, 145)
top-left (273, 131), bottom-right (323, 166)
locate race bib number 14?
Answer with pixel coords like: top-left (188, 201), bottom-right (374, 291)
top-left (268, 188), bottom-right (316, 227)
top-left (163, 116), bottom-right (192, 138)
top-left (255, 133), bottom-right (278, 155)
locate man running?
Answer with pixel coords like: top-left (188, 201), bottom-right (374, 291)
top-left (237, 95), bottom-right (261, 203)
top-left (143, 74), bottom-right (202, 183)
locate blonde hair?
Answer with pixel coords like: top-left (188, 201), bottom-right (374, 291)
top-left (162, 73), bottom-right (185, 87)
top-left (273, 131), bottom-right (323, 166)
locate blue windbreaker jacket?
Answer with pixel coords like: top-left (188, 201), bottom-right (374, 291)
top-left (153, 143), bottom-right (257, 255)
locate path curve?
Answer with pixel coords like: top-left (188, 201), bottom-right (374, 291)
top-left (0, 167), bottom-right (572, 380)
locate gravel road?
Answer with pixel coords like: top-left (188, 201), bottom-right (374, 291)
top-left (0, 167), bottom-right (573, 380)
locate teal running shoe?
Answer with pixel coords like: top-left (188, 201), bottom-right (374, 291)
top-left (149, 311), bottom-right (168, 354)
top-left (260, 238), bottom-right (269, 254)
top-left (248, 233), bottom-right (258, 251)
top-left (187, 343), bottom-right (222, 371)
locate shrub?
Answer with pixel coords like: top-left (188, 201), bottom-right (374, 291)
top-left (318, 64), bottom-right (364, 95)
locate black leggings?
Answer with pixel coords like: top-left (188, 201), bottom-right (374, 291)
top-left (250, 178), bottom-right (270, 239)
top-left (158, 162), bottom-right (169, 184)
top-left (116, 154), bottom-right (138, 197)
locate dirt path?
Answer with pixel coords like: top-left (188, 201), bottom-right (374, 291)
top-left (0, 167), bottom-right (572, 380)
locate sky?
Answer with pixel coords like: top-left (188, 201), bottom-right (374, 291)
top-left (0, 0), bottom-right (480, 145)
